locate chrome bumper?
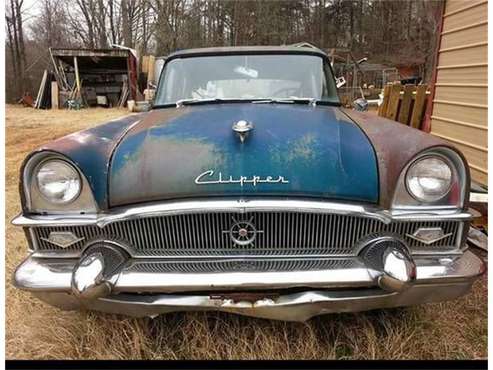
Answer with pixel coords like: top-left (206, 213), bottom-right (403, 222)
top-left (14, 250), bottom-right (485, 321)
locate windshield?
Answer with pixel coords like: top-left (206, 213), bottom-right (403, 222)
top-left (154, 54), bottom-right (339, 105)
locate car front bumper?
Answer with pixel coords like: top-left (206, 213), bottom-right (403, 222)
top-left (14, 250), bottom-right (485, 322)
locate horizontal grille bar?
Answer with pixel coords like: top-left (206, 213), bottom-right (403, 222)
top-left (30, 211), bottom-right (462, 257)
top-left (126, 258), bottom-right (359, 273)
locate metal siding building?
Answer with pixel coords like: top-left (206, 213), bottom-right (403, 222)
top-left (428, 0), bottom-right (488, 185)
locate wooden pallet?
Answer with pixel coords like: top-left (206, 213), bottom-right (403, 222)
top-left (377, 84), bottom-right (429, 129)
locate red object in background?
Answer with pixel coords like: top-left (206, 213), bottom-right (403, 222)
top-left (397, 65), bottom-right (420, 80)
top-left (18, 92), bottom-right (34, 107)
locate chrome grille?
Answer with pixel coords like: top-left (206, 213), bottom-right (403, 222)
top-left (30, 212), bottom-right (462, 257)
top-left (127, 258), bottom-right (358, 273)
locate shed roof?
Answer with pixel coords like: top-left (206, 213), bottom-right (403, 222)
top-left (50, 48), bottom-right (132, 71)
top-left (50, 48), bottom-right (131, 57)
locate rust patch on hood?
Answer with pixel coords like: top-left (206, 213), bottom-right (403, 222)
top-left (126, 107), bottom-right (192, 135)
top-left (341, 108), bottom-right (463, 209)
top-left (111, 135), bottom-right (225, 204)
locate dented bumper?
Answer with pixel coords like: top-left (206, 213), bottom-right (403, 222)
top-left (14, 250), bottom-right (485, 321)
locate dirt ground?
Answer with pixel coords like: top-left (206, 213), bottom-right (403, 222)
top-left (5, 105), bottom-right (487, 360)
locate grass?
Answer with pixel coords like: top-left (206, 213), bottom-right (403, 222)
top-left (5, 104), bottom-right (487, 359)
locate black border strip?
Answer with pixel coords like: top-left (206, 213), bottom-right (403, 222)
top-left (5, 360), bottom-right (488, 370)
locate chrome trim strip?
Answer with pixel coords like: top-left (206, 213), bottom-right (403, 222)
top-left (456, 222), bottom-right (465, 251)
top-left (28, 227), bottom-right (38, 252)
top-left (388, 209), bottom-right (472, 221)
top-left (29, 249), bottom-right (463, 260)
top-left (11, 199), bottom-right (473, 228)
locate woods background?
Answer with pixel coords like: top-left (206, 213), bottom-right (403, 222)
top-left (5, 0), bottom-right (442, 103)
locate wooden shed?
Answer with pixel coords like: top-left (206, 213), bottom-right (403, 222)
top-left (424, 0), bottom-right (488, 185)
top-left (50, 48), bottom-right (138, 108)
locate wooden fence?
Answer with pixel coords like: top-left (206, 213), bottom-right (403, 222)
top-left (377, 84), bottom-right (429, 129)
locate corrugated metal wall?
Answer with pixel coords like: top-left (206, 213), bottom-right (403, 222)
top-left (430, 0), bottom-right (488, 185)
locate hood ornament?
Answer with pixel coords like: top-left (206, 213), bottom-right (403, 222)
top-left (232, 120), bottom-right (253, 143)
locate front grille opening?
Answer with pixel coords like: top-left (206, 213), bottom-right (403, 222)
top-left (126, 258), bottom-right (358, 273)
top-left (31, 212), bottom-right (462, 257)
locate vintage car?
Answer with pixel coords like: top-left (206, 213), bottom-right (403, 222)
top-left (13, 46), bottom-right (485, 322)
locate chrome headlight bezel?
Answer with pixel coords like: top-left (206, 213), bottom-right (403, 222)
top-left (405, 155), bottom-right (454, 203)
top-left (22, 151), bottom-right (98, 214)
top-left (34, 159), bottom-right (82, 205)
top-left (392, 147), bottom-right (468, 210)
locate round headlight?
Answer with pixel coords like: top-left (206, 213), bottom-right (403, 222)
top-left (35, 160), bottom-right (81, 204)
top-left (406, 156), bottom-right (453, 202)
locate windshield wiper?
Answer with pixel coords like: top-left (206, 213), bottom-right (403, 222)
top-left (172, 97), bottom-right (338, 108)
top-left (175, 98), bottom-right (241, 108)
top-left (252, 97), bottom-right (317, 106)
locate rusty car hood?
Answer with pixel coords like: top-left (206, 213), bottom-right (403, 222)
top-left (108, 104), bottom-right (379, 206)
top-left (30, 113), bottom-right (145, 210)
top-left (341, 108), bottom-right (458, 209)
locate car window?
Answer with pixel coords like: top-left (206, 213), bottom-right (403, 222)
top-left (155, 54), bottom-right (339, 105)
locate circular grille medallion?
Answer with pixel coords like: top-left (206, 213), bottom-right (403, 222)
top-left (229, 220), bottom-right (258, 246)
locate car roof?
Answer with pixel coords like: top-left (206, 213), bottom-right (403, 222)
top-left (166, 46), bottom-right (328, 60)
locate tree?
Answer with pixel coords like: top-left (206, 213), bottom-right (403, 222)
top-left (5, 0), bottom-right (443, 102)
top-left (6, 0), bottom-right (28, 98)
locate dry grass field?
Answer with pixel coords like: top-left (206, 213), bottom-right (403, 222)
top-left (5, 105), bottom-right (487, 360)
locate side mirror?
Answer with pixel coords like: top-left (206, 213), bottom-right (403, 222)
top-left (335, 76), bottom-right (346, 88)
top-left (353, 98), bottom-right (368, 112)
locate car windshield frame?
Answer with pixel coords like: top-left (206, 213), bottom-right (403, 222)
top-left (153, 51), bottom-right (341, 107)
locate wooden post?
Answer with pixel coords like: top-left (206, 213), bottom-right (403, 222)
top-left (73, 56), bottom-right (81, 99)
top-left (397, 85), bottom-right (414, 125)
top-left (35, 70), bottom-right (48, 109)
top-left (377, 85), bottom-right (391, 116)
top-left (147, 55), bottom-right (155, 88)
top-left (141, 55), bottom-right (149, 73)
top-left (386, 83), bottom-right (402, 120)
top-left (410, 85), bottom-right (428, 129)
top-left (51, 81), bottom-right (59, 109)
